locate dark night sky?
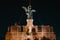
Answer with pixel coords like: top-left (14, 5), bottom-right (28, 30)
top-left (0, 0), bottom-right (60, 40)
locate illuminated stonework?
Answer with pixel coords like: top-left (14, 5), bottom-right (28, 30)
top-left (5, 19), bottom-right (56, 40)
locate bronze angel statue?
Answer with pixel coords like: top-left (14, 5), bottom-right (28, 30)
top-left (22, 5), bottom-right (36, 19)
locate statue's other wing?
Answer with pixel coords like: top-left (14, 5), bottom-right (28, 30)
top-left (22, 6), bottom-right (28, 12)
